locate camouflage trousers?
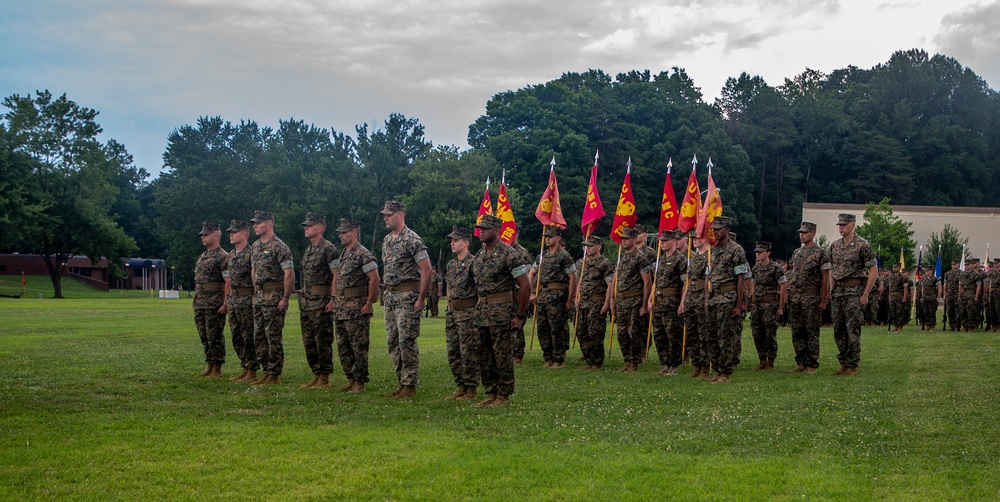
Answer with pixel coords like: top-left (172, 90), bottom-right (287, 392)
top-left (990, 293), bottom-right (1000, 329)
top-left (384, 292), bottom-right (421, 387)
top-left (788, 296), bottom-right (822, 369)
top-left (734, 315), bottom-right (745, 366)
top-left (535, 297), bottom-right (569, 364)
top-left (575, 305), bottom-right (606, 367)
top-left (831, 295), bottom-right (863, 369)
top-left (614, 303), bottom-right (645, 365)
top-left (960, 294), bottom-right (980, 331)
top-left (683, 305), bottom-right (707, 367)
top-left (252, 304), bottom-right (286, 376)
top-left (446, 309), bottom-right (480, 388)
top-left (300, 308), bottom-right (334, 375)
top-left (427, 296), bottom-right (439, 316)
top-left (945, 296), bottom-right (960, 330)
top-left (889, 298), bottom-right (908, 328)
top-left (194, 308), bottom-right (226, 364)
top-left (512, 325), bottom-right (526, 360)
top-left (228, 306), bottom-right (258, 370)
top-left (705, 300), bottom-right (739, 375)
top-left (750, 302), bottom-right (779, 360)
top-left (919, 299), bottom-right (938, 328)
top-left (336, 317), bottom-right (371, 383)
top-left (651, 298), bottom-right (683, 367)
top-left (476, 324), bottom-right (515, 397)
top-left (864, 299), bottom-right (879, 324)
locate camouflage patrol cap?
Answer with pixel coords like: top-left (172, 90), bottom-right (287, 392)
top-left (952, 258), bottom-right (960, 264)
top-left (971, 257), bottom-right (980, 264)
top-left (476, 214), bottom-right (503, 229)
top-left (198, 222), bottom-right (220, 236)
top-left (250, 210), bottom-right (274, 223)
top-left (673, 229), bottom-right (688, 240)
top-left (658, 231), bottom-right (673, 241)
top-left (798, 221), bottom-right (817, 233)
top-left (447, 226), bottom-right (473, 240)
top-left (712, 216), bottom-right (732, 229)
top-left (994, 258), bottom-right (1000, 264)
top-left (837, 213), bottom-right (856, 225)
top-left (634, 224), bottom-right (647, 234)
top-left (754, 241), bottom-right (771, 252)
top-left (380, 200), bottom-right (406, 215)
top-left (226, 219), bottom-right (249, 232)
top-left (892, 262), bottom-right (901, 268)
top-left (543, 226), bottom-right (562, 238)
top-left (583, 235), bottom-right (603, 246)
top-left (621, 226), bottom-right (641, 239)
top-left (335, 218), bottom-right (360, 233)
top-left (301, 212), bottom-right (326, 227)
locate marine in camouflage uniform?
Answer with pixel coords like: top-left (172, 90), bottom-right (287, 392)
top-left (634, 224), bottom-right (652, 364)
top-left (249, 210), bottom-right (295, 385)
top-left (425, 268), bottom-right (440, 317)
top-left (682, 236), bottom-right (710, 378)
top-left (574, 235), bottom-right (614, 370)
top-left (298, 212), bottom-right (339, 389)
top-left (958, 258), bottom-right (983, 332)
top-left (988, 259), bottom-right (1000, 331)
top-left (943, 259), bottom-right (961, 330)
top-left (471, 214), bottom-right (531, 407)
top-left (223, 219), bottom-right (259, 382)
top-left (704, 217), bottom-right (748, 383)
top-left (380, 201), bottom-right (433, 398)
top-left (917, 271), bottom-right (941, 331)
top-left (509, 232), bottom-right (533, 364)
top-left (443, 226), bottom-right (481, 400)
top-left (876, 270), bottom-right (890, 325)
top-left (530, 226), bottom-right (577, 368)
top-left (828, 213), bottom-right (878, 376)
top-left (786, 221), bottom-right (830, 373)
top-left (193, 222), bottom-right (229, 377)
top-left (333, 218), bottom-right (380, 393)
top-left (649, 230), bottom-right (686, 375)
top-left (612, 226), bottom-right (652, 372)
top-left (731, 231), bottom-right (747, 367)
top-left (887, 264), bottom-right (909, 331)
top-left (749, 241), bottom-right (786, 370)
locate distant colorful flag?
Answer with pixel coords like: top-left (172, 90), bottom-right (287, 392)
top-left (677, 155), bottom-right (700, 233)
top-left (580, 152), bottom-right (605, 236)
top-left (474, 178), bottom-right (493, 237)
top-left (915, 246), bottom-right (923, 281)
top-left (610, 158), bottom-right (637, 244)
top-left (657, 158), bottom-right (679, 234)
top-left (696, 159), bottom-right (722, 245)
top-left (960, 244), bottom-right (966, 272)
top-left (534, 157), bottom-right (567, 229)
top-left (496, 181), bottom-right (517, 245)
top-left (899, 246), bottom-right (906, 271)
top-left (935, 244), bottom-right (942, 278)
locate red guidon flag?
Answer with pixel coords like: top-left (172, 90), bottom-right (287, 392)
top-left (580, 153), bottom-right (605, 236)
top-left (610, 159), bottom-right (637, 244)
top-left (496, 182), bottom-right (517, 244)
top-left (696, 160), bottom-right (722, 245)
top-left (677, 156), bottom-right (701, 233)
top-left (658, 158), bottom-right (679, 234)
top-left (534, 157), bottom-right (567, 229)
top-left (474, 179), bottom-right (493, 237)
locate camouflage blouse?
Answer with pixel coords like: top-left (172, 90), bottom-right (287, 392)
top-left (194, 247), bottom-right (228, 309)
top-left (682, 249), bottom-right (709, 310)
top-left (918, 275), bottom-right (940, 297)
top-left (472, 242), bottom-right (530, 327)
top-left (575, 255), bottom-right (614, 309)
top-left (888, 273), bottom-right (909, 298)
top-left (943, 269), bottom-right (961, 298)
top-left (652, 249), bottom-right (686, 311)
top-left (829, 235), bottom-right (876, 297)
top-left (707, 240), bottom-right (748, 307)
top-left (250, 235), bottom-right (294, 305)
top-left (299, 239), bottom-right (339, 311)
top-left (958, 269), bottom-right (982, 296)
top-left (751, 260), bottom-right (786, 303)
top-left (614, 248), bottom-right (651, 309)
top-left (334, 242), bottom-right (378, 320)
top-left (381, 226), bottom-right (429, 287)
top-left (533, 247), bottom-right (576, 303)
top-left (224, 246), bottom-right (253, 310)
top-left (787, 245), bottom-right (831, 302)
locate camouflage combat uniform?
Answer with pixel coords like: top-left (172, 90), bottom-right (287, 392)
top-left (299, 238), bottom-right (339, 377)
top-left (533, 246), bottom-right (576, 365)
top-left (334, 240), bottom-right (378, 385)
top-left (445, 254), bottom-right (480, 390)
top-left (194, 247), bottom-right (229, 365)
top-left (829, 235), bottom-right (876, 370)
top-left (750, 260), bottom-right (785, 362)
top-left (959, 267), bottom-right (982, 331)
top-left (426, 272), bottom-right (441, 317)
top-left (786, 244), bottom-right (830, 369)
top-left (510, 241), bottom-right (533, 360)
top-left (575, 254), bottom-right (614, 368)
top-left (943, 267), bottom-right (961, 330)
top-left (381, 226), bottom-right (429, 388)
top-left (917, 274), bottom-right (940, 329)
top-left (989, 266), bottom-right (1000, 330)
top-left (472, 241), bottom-right (530, 398)
top-left (888, 271), bottom-right (909, 329)
top-left (705, 239), bottom-right (749, 376)
top-left (683, 248), bottom-right (709, 369)
top-left (651, 248), bottom-right (686, 369)
top-left (251, 235), bottom-right (294, 377)
top-left (225, 244), bottom-right (257, 370)
top-left (613, 247), bottom-right (652, 366)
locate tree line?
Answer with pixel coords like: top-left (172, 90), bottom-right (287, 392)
top-left (1, 49), bottom-right (997, 296)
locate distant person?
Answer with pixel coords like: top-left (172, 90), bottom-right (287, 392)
top-left (943, 259), bottom-right (961, 330)
top-left (649, 230), bottom-right (686, 376)
top-left (193, 222), bottom-right (228, 378)
top-left (528, 226), bottom-right (577, 369)
top-left (298, 212), bottom-right (338, 389)
top-left (680, 234), bottom-right (710, 378)
top-left (332, 218), bottom-right (380, 394)
top-left (249, 210), bottom-right (295, 385)
top-left (574, 235), bottom-right (614, 371)
top-left (443, 226), bottom-right (480, 401)
top-left (223, 219), bottom-right (259, 382)
top-left (509, 228), bottom-right (533, 365)
top-left (704, 217), bottom-right (748, 384)
top-left (612, 226), bottom-right (651, 373)
top-left (786, 221), bottom-right (830, 373)
top-left (916, 266), bottom-right (941, 331)
top-left (749, 241), bottom-right (785, 370)
top-left (828, 213), bottom-right (877, 376)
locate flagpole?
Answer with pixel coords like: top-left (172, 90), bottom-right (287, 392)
top-left (528, 231), bottom-right (548, 351)
top-left (608, 243), bottom-right (623, 352)
top-left (645, 239), bottom-right (663, 357)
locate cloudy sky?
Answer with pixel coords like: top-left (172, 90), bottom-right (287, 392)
top-left (2, 0), bottom-right (998, 177)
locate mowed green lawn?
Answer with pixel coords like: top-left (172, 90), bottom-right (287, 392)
top-left (1, 278), bottom-right (998, 500)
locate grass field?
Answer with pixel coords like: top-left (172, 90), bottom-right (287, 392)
top-left (2, 277), bottom-right (998, 500)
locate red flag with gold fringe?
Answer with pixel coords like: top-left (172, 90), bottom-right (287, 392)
top-left (534, 157), bottom-right (567, 229)
top-left (580, 153), bottom-right (605, 236)
top-left (474, 180), bottom-right (493, 237)
top-left (610, 159), bottom-right (637, 244)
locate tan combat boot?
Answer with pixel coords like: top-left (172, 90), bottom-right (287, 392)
top-left (790, 364), bottom-right (806, 373)
top-left (840, 367), bottom-right (858, 376)
top-left (300, 374), bottom-right (320, 389)
top-left (764, 358), bottom-right (775, 370)
top-left (250, 374), bottom-right (271, 386)
top-left (475, 393), bottom-right (498, 407)
top-left (488, 395), bottom-right (510, 407)
top-left (347, 381), bottom-right (365, 393)
top-left (690, 366), bottom-right (703, 378)
top-left (199, 363), bottom-right (214, 377)
top-left (210, 364), bottom-right (224, 378)
top-left (394, 385), bottom-right (416, 398)
top-left (314, 374), bottom-right (332, 389)
top-left (445, 387), bottom-right (466, 400)
top-left (455, 387), bottom-right (477, 401)
top-left (244, 370), bottom-right (258, 383)
top-left (754, 358), bottom-right (767, 370)
top-left (229, 368), bottom-right (249, 382)
top-left (264, 375), bottom-right (281, 385)
top-left (339, 379), bottom-right (357, 392)
top-left (710, 374), bottom-right (730, 384)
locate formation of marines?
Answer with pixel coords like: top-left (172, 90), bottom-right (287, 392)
top-left (190, 206), bottom-right (980, 401)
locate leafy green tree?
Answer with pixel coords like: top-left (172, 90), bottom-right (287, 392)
top-left (856, 197), bottom-right (916, 268)
top-left (924, 224), bottom-right (968, 270)
top-left (1, 91), bottom-right (137, 297)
